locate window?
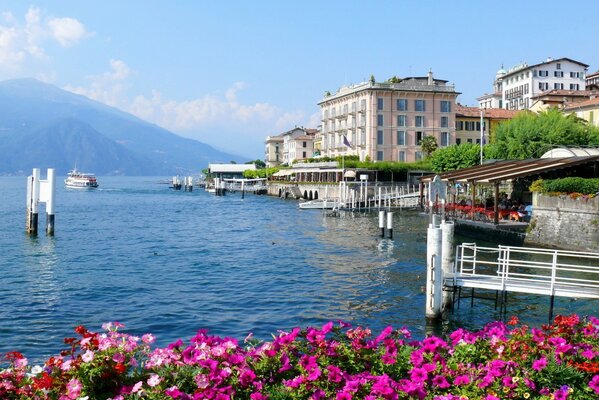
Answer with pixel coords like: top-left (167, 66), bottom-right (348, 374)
top-left (398, 151), bottom-right (405, 162)
top-left (397, 130), bottom-right (406, 145)
top-left (416, 131), bottom-right (423, 145)
top-left (441, 116), bottom-right (448, 128)
top-left (538, 82), bottom-right (549, 91)
top-left (556, 63), bottom-right (561, 70)
top-left (415, 99), bottom-right (426, 112)
top-left (396, 99), bottom-right (407, 111)
top-left (570, 72), bottom-right (581, 78)
top-left (377, 151), bottom-right (384, 161)
top-left (476, 122), bottom-right (481, 131)
top-left (361, 131), bottom-right (366, 145)
top-left (397, 115), bottom-right (406, 127)
top-left (377, 98), bottom-right (384, 110)
top-left (302, 151), bottom-right (306, 158)
top-left (415, 115), bottom-right (424, 127)
top-left (441, 132), bottom-right (449, 146)
top-left (440, 100), bottom-right (451, 113)
top-left (377, 130), bottom-right (383, 145)
top-left (302, 141), bottom-right (306, 148)
top-left (360, 99), bottom-right (366, 111)
top-left (351, 102), bottom-right (356, 112)
top-left (554, 71), bottom-right (564, 77)
top-left (456, 138), bottom-right (462, 145)
top-left (456, 121), bottom-right (464, 131)
top-left (415, 151), bottom-right (423, 161)
top-left (554, 83), bottom-right (563, 90)
top-left (570, 84), bottom-right (580, 90)
top-left (377, 114), bottom-right (384, 126)
top-left (538, 70), bottom-right (548, 77)
top-left (467, 139), bottom-right (472, 143)
top-left (590, 111), bottom-right (594, 125)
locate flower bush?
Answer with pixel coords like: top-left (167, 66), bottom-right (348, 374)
top-left (2, 315), bottom-right (599, 399)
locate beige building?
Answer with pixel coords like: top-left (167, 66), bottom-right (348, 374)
top-left (318, 71), bottom-right (459, 163)
top-left (529, 89), bottom-right (597, 113)
top-left (455, 105), bottom-right (519, 145)
top-left (563, 97), bottom-right (599, 127)
top-left (264, 127), bottom-right (317, 167)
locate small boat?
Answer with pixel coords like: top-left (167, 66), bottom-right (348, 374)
top-left (298, 199), bottom-right (339, 210)
top-left (64, 169), bottom-right (98, 189)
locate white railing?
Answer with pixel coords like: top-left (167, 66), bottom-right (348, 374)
top-left (452, 244), bottom-right (599, 298)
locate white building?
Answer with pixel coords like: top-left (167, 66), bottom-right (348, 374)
top-left (264, 127), bottom-right (317, 166)
top-left (479, 57), bottom-right (588, 111)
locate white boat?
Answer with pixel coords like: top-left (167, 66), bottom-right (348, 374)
top-left (64, 170), bottom-right (99, 189)
top-left (298, 199), bottom-right (339, 210)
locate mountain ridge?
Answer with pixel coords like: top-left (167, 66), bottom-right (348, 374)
top-left (0, 78), bottom-right (245, 175)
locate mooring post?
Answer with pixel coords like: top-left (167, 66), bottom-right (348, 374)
top-left (426, 222), bottom-right (443, 319)
top-left (26, 168), bottom-right (41, 235)
top-left (441, 221), bottom-right (454, 310)
top-left (44, 168), bottom-right (56, 236)
top-left (378, 210), bottom-right (385, 237)
top-left (241, 180), bottom-right (245, 199)
top-left (386, 211), bottom-right (393, 239)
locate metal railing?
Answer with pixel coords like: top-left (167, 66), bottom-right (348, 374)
top-left (452, 244), bottom-right (599, 298)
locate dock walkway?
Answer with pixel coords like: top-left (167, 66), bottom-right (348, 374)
top-left (446, 244), bottom-right (599, 305)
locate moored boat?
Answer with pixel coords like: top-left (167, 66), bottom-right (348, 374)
top-left (64, 170), bottom-right (99, 189)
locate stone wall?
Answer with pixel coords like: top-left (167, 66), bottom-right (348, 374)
top-left (525, 193), bottom-right (599, 252)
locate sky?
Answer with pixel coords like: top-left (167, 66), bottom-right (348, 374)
top-left (1, 1), bottom-right (598, 159)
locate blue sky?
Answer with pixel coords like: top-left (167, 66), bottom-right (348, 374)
top-left (1, 1), bottom-right (598, 158)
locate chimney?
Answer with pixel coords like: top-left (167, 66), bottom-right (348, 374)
top-left (427, 68), bottom-right (433, 85)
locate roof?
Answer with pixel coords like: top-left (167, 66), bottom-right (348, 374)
top-left (563, 96), bottom-right (599, 110)
top-left (502, 57), bottom-right (589, 79)
top-left (531, 89), bottom-right (596, 100)
top-left (541, 147), bottom-right (599, 158)
top-left (587, 70), bottom-right (599, 79)
top-left (208, 164), bottom-right (257, 173)
top-left (455, 105), bottom-right (520, 119)
top-left (293, 135), bottom-right (315, 140)
top-left (421, 156), bottom-right (599, 184)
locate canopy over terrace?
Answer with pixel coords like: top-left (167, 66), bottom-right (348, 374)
top-left (420, 156), bottom-right (599, 224)
top-left (271, 168), bottom-right (345, 182)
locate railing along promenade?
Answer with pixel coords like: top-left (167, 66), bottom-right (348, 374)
top-left (447, 243), bottom-right (599, 318)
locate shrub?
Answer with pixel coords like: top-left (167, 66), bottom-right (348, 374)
top-left (530, 177), bottom-right (599, 196)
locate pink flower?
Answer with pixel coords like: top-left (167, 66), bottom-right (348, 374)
top-left (82, 350), bottom-right (94, 363)
top-left (142, 333), bottom-right (156, 344)
top-left (131, 381), bottom-right (143, 393)
top-left (454, 374), bottom-right (470, 385)
top-left (66, 378), bottom-right (82, 399)
top-left (532, 356), bottom-right (547, 371)
top-left (113, 352), bottom-right (125, 363)
top-left (147, 373), bottom-right (162, 387)
top-left (589, 375), bottom-right (599, 394)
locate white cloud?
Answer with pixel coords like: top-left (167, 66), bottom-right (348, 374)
top-left (48, 16), bottom-right (87, 47)
top-left (0, 6), bottom-right (89, 69)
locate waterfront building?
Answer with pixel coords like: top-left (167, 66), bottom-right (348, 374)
top-left (455, 105), bottom-right (519, 145)
top-left (563, 97), bottom-right (599, 127)
top-left (318, 71), bottom-right (459, 163)
top-left (264, 127), bottom-right (317, 167)
top-left (264, 135), bottom-right (284, 168)
top-left (529, 89), bottom-right (598, 112)
top-left (586, 70), bottom-right (599, 90)
top-left (479, 57), bottom-right (588, 111)
top-left (208, 163), bottom-right (256, 180)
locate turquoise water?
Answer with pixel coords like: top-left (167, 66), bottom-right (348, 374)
top-left (0, 176), bottom-right (596, 363)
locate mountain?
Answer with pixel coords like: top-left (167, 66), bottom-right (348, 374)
top-left (0, 78), bottom-right (245, 175)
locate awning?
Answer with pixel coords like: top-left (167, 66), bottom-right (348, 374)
top-left (344, 170), bottom-right (356, 178)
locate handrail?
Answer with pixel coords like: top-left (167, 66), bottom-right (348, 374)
top-left (453, 244), bottom-right (599, 298)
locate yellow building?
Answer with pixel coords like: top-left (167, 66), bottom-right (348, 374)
top-left (455, 105), bottom-right (519, 144)
top-left (563, 97), bottom-right (599, 127)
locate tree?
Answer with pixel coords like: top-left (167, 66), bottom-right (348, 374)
top-left (247, 159), bottom-right (266, 169)
top-left (420, 135), bottom-right (438, 158)
top-left (430, 143), bottom-right (482, 173)
top-left (485, 108), bottom-right (599, 159)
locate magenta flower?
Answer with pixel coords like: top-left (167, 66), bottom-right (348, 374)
top-left (532, 356), bottom-right (548, 371)
top-left (589, 375), bottom-right (599, 394)
top-left (432, 374), bottom-right (450, 389)
top-left (409, 367), bottom-right (428, 383)
top-left (453, 374), bottom-right (470, 385)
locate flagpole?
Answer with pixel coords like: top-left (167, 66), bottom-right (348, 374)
top-left (479, 109), bottom-right (484, 165)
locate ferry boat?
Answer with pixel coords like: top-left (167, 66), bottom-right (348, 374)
top-left (64, 169), bottom-right (99, 189)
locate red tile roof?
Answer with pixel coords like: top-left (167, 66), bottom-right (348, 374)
top-left (456, 104), bottom-right (520, 119)
top-left (563, 96), bottom-right (599, 110)
top-left (531, 89), bottom-right (596, 99)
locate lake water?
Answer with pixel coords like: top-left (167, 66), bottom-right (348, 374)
top-left (1, 176), bottom-right (596, 363)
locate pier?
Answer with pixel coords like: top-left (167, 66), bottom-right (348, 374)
top-left (446, 243), bottom-right (599, 319)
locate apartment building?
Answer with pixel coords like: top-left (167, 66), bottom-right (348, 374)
top-left (317, 71), bottom-right (459, 163)
top-left (264, 127), bottom-right (317, 167)
top-left (564, 97), bottom-right (599, 127)
top-left (479, 57), bottom-right (588, 111)
top-left (587, 70), bottom-right (599, 90)
top-left (455, 105), bottom-right (519, 145)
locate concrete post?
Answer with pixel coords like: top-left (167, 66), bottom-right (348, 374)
top-left (426, 225), bottom-right (443, 319)
top-left (386, 211), bottom-right (393, 239)
top-left (441, 221), bottom-right (455, 310)
top-left (26, 168), bottom-right (41, 235)
top-left (45, 169), bottom-right (56, 235)
top-left (379, 210), bottom-right (385, 237)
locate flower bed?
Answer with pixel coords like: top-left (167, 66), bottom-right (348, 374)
top-left (2, 315), bottom-right (599, 399)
